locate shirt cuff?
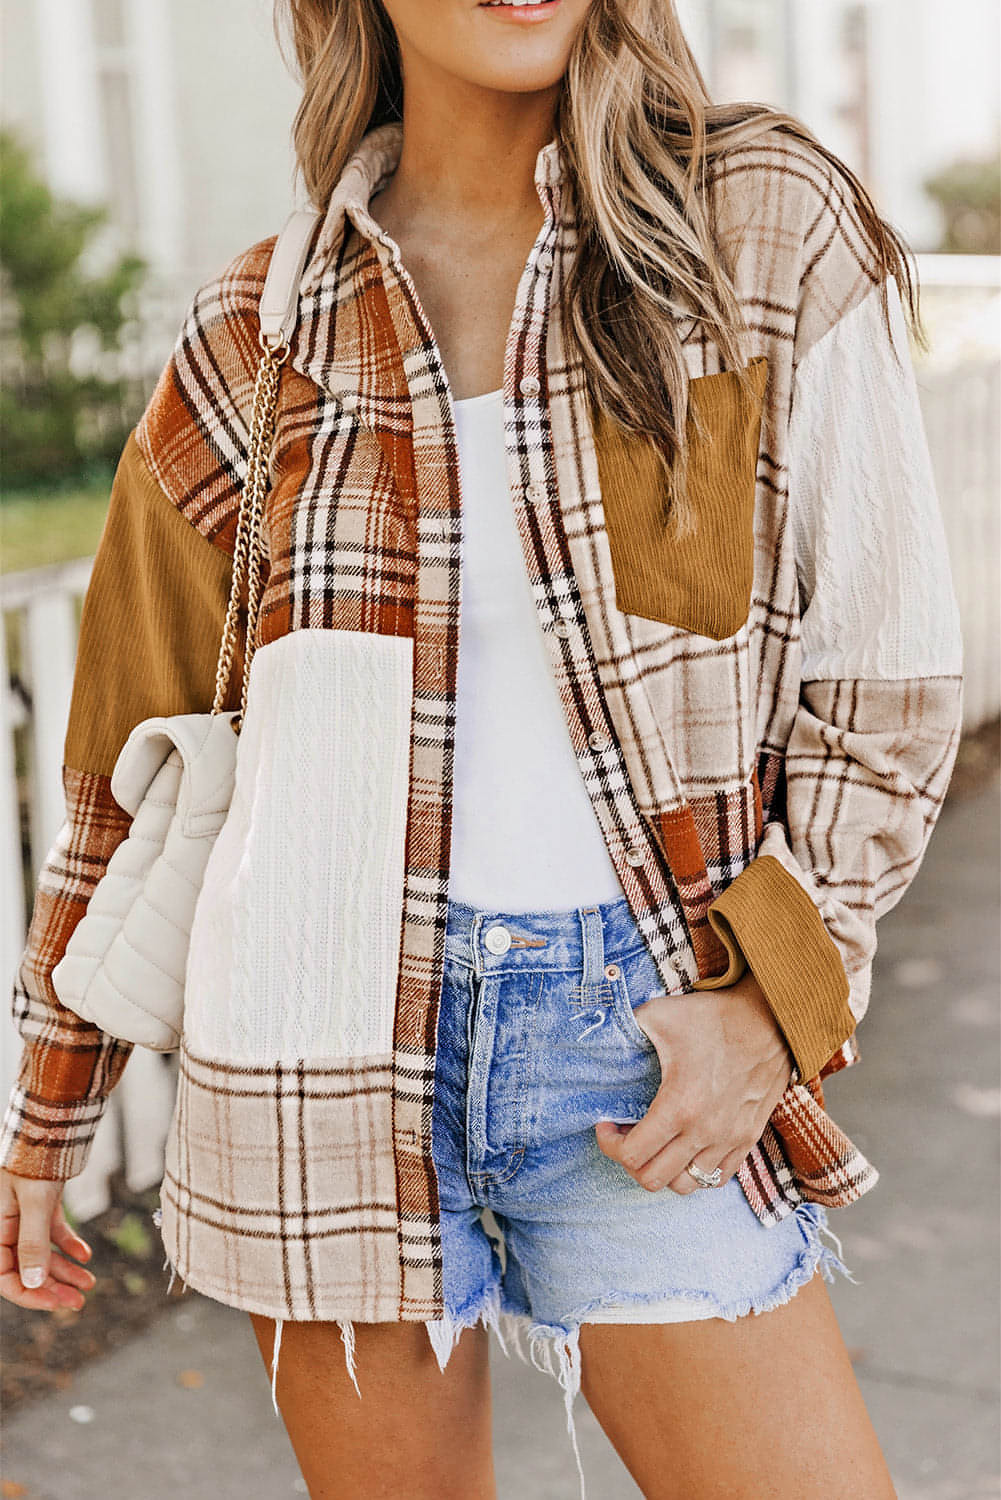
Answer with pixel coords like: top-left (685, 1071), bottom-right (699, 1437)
top-left (0, 1046), bottom-right (116, 1181)
top-left (690, 853), bottom-right (857, 1080)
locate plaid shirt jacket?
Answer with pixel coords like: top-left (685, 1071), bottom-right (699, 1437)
top-left (2, 122), bottom-right (964, 1322)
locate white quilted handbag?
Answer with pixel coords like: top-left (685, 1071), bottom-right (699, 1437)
top-left (50, 208), bottom-right (321, 1052)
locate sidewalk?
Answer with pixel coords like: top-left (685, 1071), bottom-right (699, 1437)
top-left (3, 773), bottom-right (998, 1500)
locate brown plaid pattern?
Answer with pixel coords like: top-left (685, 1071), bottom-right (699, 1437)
top-left (1, 122), bottom-right (963, 1317)
top-left (2, 769), bottom-right (134, 1180)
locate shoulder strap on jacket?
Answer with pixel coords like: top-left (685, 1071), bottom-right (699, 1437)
top-left (258, 208), bottom-right (323, 351)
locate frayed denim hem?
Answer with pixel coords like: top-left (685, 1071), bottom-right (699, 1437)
top-left (489, 1201), bottom-right (856, 1500)
top-left (423, 1279), bottom-right (512, 1373)
top-left (495, 1310), bottom-right (590, 1500)
top-left (154, 1199), bottom-right (856, 1499)
top-left (263, 1313), bottom-right (360, 1416)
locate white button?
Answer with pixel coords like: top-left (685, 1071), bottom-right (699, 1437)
top-left (558, 600), bottom-right (576, 619)
top-left (624, 846), bottom-right (645, 866)
top-left (340, 390), bottom-right (358, 412)
top-left (519, 375), bottom-right (541, 397)
top-left (484, 924), bottom-right (511, 954)
top-left (538, 251), bottom-right (554, 271)
top-left (527, 482), bottom-right (547, 504)
top-left (553, 620), bottom-right (571, 638)
top-left (588, 730), bottom-right (611, 752)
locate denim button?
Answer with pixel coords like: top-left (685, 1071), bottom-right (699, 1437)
top-left (519, 375), bottom-right (540, 397)
top-left (484, 924), bottom-right (511, 954)
top-left (624, 846), bottom-right (645, 866)
top-left (604, 963), bottom-right (620, 979)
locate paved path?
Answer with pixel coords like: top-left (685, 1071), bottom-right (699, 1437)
top-left (3, 775), bottom-right (998, 1499)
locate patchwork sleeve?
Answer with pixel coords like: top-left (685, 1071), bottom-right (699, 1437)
top-left (0, 241), bottom-right (275, 1180)
top-left (693, 274), bottom-right (964, 1082)
top-left (0, 394), bottom-right (254, 1183)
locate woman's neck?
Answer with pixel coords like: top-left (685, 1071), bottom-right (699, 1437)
top-left (371, 71), bottom-right (559, 237)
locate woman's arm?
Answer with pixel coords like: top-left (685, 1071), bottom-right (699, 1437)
top-left (0, 431), bottom-right (245, 1181)
top-left (0, 244), bottom-right (267, 1182)
top-left (598, 260), bottom-right (964, 1193)
top-left (693, 272), bottom-right (964, 1082)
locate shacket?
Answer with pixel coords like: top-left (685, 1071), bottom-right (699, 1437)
top-left (1, 121), bottom-right (964, 1323)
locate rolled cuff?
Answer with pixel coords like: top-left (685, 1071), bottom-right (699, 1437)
top-left (691, 853), bottom-right (857, 1081)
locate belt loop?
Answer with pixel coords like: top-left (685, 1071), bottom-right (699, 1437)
top-left (578, 905), bottom-right (605, 998)
top-left (470, 911), bottom-right (485, 979)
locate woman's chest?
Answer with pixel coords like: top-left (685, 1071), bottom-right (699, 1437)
top-left (259, 336), bottom-right (796, 806)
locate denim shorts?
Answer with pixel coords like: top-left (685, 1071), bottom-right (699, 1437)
top-left (422, 892), bottom-right (854, 1497)
top-left (253, 892), bottom-right (855, 1499)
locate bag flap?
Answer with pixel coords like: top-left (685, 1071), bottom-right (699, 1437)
top-left (110, 711), bottom-right (240, 822)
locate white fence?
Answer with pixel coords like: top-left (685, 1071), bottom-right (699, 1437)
top-left (2, 257), bottom-right (999, 1222)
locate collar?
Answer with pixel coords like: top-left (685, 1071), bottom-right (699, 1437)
top-left (300, 119), bottom-right (566, 297)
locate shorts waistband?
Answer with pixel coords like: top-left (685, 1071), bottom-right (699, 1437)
top-left (443, 892), bottom-right (652, 978)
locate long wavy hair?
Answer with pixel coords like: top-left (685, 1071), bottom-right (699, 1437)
top-left (274, 0), bottom-right (920, 535)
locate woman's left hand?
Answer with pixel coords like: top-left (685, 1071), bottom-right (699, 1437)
top-left (594, 972), bottom-right (795, 1194)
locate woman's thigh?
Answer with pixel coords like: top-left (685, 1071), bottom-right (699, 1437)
top-left (577, 1269), bottom-right (897, 1500)
top-left (247, 1314), bottom-right (496, 1500)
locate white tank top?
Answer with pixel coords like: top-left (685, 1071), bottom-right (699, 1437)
top-left (448, 387), bottom-right (624, 911)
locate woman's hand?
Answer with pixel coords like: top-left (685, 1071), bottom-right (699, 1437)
top-left (0, 1167), bottom-right (96, 1311)
top-left (594, 971), bottom-right (795, 1194)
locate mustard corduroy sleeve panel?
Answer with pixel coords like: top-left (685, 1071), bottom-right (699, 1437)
top-left (691, 854), bottom-right (856, 1082)
top-left (64, 429), bottom-right (245, 776)
top-left (0, 432), bottom-right (242, 1181)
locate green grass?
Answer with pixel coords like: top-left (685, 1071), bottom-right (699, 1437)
top-left (1, 481), bottom-right (111, 573)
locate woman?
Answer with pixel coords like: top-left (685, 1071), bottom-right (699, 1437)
top-left (0, 2), bottom-right (965, 1497)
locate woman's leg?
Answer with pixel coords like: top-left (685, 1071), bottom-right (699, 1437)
top-left (248, 1314), bottom-right (497, 1500)
top-left (577, 1269), bottom-right (897, 1500)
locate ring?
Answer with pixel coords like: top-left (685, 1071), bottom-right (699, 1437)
top-left (685, 1161), bottom-right (723, 1189)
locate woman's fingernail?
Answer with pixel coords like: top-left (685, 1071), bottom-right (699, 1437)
top-left (21, 1266), bottom-right (45, 1288)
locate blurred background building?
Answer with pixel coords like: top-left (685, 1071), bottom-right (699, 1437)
top-left (1, 0), bottom-right (999, 298)
top-left (1, 0), bottom-right (300, 295)
top-left (681, 0), bottom-right (1000, 249)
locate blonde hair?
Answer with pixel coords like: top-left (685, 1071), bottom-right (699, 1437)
top-left (275, 0), bottom-right (920, 534)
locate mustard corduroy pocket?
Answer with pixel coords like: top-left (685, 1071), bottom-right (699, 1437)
top-left (593, 356), bottom-right (769, 641)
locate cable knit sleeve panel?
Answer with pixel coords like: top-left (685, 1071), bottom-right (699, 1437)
top-left (789, 274), bottom-right (964, 682)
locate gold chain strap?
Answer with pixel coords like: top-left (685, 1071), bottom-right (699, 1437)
top-left (211, 332), bottom-right (290, 732)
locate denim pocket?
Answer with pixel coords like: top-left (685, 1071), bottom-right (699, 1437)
top-left (606, 945), bottom-right (664, 1052)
